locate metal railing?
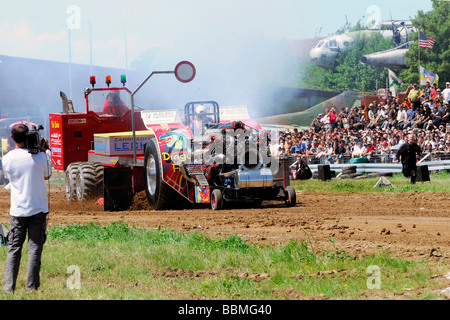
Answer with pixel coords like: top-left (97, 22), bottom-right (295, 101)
top-left (308, 159), bottom-right (450, 174)
top-left (284, 152), bottom-right (450, 174)
top-left (304, 152), bottom-right (450, 165)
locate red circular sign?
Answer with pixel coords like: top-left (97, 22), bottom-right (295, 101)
top-left (174, 61), bottom-right (196, 83)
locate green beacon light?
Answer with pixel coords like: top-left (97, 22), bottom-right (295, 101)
top-left (121, 74), bottom-right (127, 87)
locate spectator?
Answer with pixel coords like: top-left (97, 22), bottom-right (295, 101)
top-left (352, 141), bottom-right (367, 158)
top-left (367, 104), bottom-right (378, 129)
top-left (274, 89), bottom-right (450, 163)
top-left (310, 117), bottom-right (322, 133)
top-left (424, 104), bottom-right (444, 130)
top-left (424, 81), bottom-right (431, 99)
top-left (290, 155), bottom-right (312, 180)
top-left (407, 83), bottom-right (422, 110)
top-left (396, 105), bottom-right (407, 129)
top-left (436, 88), bottom-right (444, 102)
top-left (442, 103), bottom-right (450, 123)
top-left (430, 83), bottom-right (438, 101)
top-left (417, 103), bottom-right (432, 129)
top-left (307, 139), bottom-right (319, 159)
top-left (328, 107), bottom-right (337, 130)
top-left (290, 138), bottom-right (302, 154)
top-left (442, 82), bottom-right (450, 104)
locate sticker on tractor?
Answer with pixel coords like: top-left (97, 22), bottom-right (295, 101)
top-left (195, 185), bottom-right (210, 203)
top-left (50, 120), bottom-right (60, 129)
top-left (68, 119), bottom-right (87, 124)
top-left (141, 110), bottom-right (179, 126)
top-left (152, 124), bottom-right (194, 202)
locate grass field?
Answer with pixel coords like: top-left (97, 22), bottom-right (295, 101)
top-left (0, 222), bottom-right (447, 300)
top-left (0, 172), bottom-right (448, 300)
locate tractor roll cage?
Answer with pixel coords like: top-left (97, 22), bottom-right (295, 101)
top-left (184, 101), bottom-right (220, 131)
top-left (84, 87), bottom-right (132, 113)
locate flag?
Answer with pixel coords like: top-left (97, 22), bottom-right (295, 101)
top-left (419, 65), bottom-right (439, 86)
top-left (419, 31), bottom-right (435, 49)
top-left (388, 69), bottom-right (402, 96)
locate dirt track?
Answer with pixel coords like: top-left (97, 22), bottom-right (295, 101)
top-left (0, 184), bottom-right (449, 261)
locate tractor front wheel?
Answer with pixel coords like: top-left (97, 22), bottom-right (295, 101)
top-left (211, 189), bottom-right (224, 210)
top-left (144, 140), bottom-right (173, 210)
top-left (285, 186), bottom-right (296, 207)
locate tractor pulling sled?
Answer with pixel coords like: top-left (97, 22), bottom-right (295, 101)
top-left (49, 62), bottom-right (296, 211)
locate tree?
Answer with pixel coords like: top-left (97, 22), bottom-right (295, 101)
top-left (401, 0), bottom-right (450, 87)
top-left (298, 33), bottom-right (393, 92)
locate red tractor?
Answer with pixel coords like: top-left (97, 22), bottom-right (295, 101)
top-left (49, 62), bottom-right (296, 210)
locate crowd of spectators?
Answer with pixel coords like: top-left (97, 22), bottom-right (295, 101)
top-left (276, 81), bottom-right (450, 164)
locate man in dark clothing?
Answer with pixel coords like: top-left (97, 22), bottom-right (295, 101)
top-left (290, 156), bottom-right (312, 180)
top-left (395, 134), bottom-right (422, 184)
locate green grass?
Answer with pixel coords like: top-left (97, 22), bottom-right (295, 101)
top-left (0, 223), bottom-right (447, 300)
top-left (291, 172), bottom-right (450, 193)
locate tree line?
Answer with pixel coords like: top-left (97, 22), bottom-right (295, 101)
top-left (298, 0), bottom-right (450, 93)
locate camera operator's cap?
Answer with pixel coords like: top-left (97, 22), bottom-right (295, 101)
top-left (446, 82), bottom-right (450, 85)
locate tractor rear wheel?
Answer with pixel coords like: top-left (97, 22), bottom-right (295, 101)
top-left (285, 186), bottom-right (296, 207)
top-left (65, 162), bottom-right (82, 201)
top-left (75, 162), bottom-right (104, 201)
top-left (144, 140), bottom-right (173, 210)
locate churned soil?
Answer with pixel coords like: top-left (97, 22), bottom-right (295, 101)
top-left (0, 184), bottom-right (449, 262)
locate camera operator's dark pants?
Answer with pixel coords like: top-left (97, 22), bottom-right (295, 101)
top-left (3, 212), bottom-right (47, 293)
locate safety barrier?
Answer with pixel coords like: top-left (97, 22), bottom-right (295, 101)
top-left (308, 160), bottom-right (450, 174)
top-left (305, 152), bottom-right (450, 165)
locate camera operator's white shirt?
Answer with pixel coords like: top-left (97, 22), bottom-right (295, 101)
top-left (2, 148), bottom-right (51, 217)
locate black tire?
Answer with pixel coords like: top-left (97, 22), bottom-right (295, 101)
top-left (285, 186), bottom-right (296, 207)
top-left (0, 169), bottom-right (5, 185)
top-left (144, 140), bottom-right (173, 210)
top-left (211, 189), bottom-right (224, 210)
top-left (65, 162), bottom-right (82, 201)
top-left (342, 166), bottom-right (357, 174)
top-left (75, 162), bottom-right (104, 201)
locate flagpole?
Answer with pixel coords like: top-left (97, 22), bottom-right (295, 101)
top-left (418, 29), bottom-right (421, 83)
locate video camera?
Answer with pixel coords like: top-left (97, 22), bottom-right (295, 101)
top-left (26, 125), bottom-right (50, 154)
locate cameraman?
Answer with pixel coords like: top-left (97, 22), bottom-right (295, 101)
top-left (2, 124), bottom-right (51, 293)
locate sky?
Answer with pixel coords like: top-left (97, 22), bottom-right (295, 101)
top-left (0, 0), bottom-right (435, 118)
top-left (0, 0), bottom-right (434, 69)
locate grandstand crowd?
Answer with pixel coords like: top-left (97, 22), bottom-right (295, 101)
top-left (277, 81), bottom-right (450, 164)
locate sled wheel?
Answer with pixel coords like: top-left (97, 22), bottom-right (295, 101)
top-left (65, 162), bottom-right (82, 201)
top-left (76, 162), bottom-right (104, 201)
top-left (285, 186), bottom-right (296, 207)
top-left (144, 140), bottom-right (173, 210)
top-left (211, 189), bottom-right (223, 210)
